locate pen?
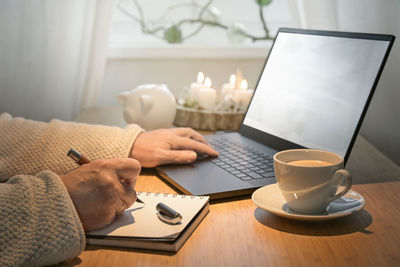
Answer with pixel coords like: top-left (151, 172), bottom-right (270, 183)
top-left (67, 148), bottom-right (145, 204)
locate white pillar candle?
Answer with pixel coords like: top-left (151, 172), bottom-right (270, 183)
top-left (189, 71), bottom-right (205, 100)
top-left (198, 77), bottom-right (216, 110)
top-left (198, 88), bottom-right (217, 110)
top-left (221, 74), bottom-right (236, 99)
top-left (234, 89), bottom-right (254, 109)
top-left (233, 79), bottom-right (253, 109)
top-left (190, 83), bottom-right (203, 100)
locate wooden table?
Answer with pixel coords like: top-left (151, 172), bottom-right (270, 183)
top-left (71, 107), bottom-right (400, 267)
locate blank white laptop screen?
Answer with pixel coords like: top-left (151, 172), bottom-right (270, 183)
top-left (244, 32), bottom-right (390, 157)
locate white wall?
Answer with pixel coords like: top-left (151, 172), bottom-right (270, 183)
top-left (99, 55), bottom-right (266, 107)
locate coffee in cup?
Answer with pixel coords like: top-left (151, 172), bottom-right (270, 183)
top-left (273, 149), bottom-right (352, 214)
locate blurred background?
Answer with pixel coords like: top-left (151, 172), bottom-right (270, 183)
top-left (1, 0), bottom-right (399, 165)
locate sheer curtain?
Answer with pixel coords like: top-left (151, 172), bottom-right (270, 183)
top-left (290, 0), bottom-right (399, 34)
top-left (0, 0), bottom-right (116, 121)
top-left (289, 0), bottom-right (400, 165)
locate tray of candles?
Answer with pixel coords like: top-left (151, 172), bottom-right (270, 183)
top-left (174, 70), bottom-right (253, 131)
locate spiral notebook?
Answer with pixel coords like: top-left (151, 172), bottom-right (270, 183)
top-left (86, 192), bottom-right (210, 252)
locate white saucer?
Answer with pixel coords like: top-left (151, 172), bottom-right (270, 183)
top-left (252, 183), bottom-right (366, 221)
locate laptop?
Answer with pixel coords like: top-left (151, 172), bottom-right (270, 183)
top-left (157, 28), bottom-right (395, 200)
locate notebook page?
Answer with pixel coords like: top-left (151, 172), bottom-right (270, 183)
top-left (87, 192), bottom-right (209, 240)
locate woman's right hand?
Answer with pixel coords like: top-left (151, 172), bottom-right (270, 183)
top-left (59, 158), bottom-right (141, 231)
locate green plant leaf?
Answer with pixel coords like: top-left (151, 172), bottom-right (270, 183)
top-left (163, 25), bottom-right (183, 43)
top-left (255, 0), bottom-right (272, 6)
top-left (184, 99), bottom-right (198, 108)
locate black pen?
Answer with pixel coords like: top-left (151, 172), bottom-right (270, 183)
top-left (67, 148), bottom-right (145, 204)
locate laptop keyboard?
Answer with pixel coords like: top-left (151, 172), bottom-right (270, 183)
top-left (206, 136), bottom-right (275, 181)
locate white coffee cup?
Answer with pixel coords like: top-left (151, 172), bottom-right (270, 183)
top-left (273, 149), bottom-right (352, 214)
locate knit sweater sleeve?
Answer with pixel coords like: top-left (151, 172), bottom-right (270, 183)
top-left (0, 113), bottom-right (143, 178)
top-left (0, 170), bottom-right (86, 266)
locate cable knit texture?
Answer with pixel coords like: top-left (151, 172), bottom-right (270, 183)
top-left (0, 113), bottom-right (144, 266)
top-left (0, 171), bottom-right (85, 266)
top-left (0, 113), bottom-right (143, 178)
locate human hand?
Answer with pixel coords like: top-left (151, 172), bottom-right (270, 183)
top-left (59, 158), bottom-right (141, 231)
top-left (130, 128), bottom-right (219, 167)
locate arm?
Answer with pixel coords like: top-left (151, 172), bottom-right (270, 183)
top-left (0, 112), bottom-right (218, 178)
top-left (0, 113), bottom-right (143, 178)
top-left (0, 171), bottom-right (85, 266)
top-left (0, 158), bottom-right (140, 266)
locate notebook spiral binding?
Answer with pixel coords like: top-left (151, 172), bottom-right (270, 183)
top-left (137, 191), bottom-right (205, 199)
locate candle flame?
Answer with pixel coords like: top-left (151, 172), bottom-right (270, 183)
top-left (197, 72), bottom-right (205, 83)
top-left (229, 74), bottom-right (236, 85)
top-left (240, 79), bottom-right (248, 90)
top-left (204, 77), bottom-right (212, 88)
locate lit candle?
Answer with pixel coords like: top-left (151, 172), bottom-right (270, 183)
top-left (198, 77), bottom-right (217, 110)
top-left (240, 79), bottom-right (247, 90)
top-left (221, 74), bottom-right (236, 99)
top-left (234, 79), bottom-right (254, 109)
top-left (234, 69), bottom-right (243, 90)
top-left (190, 72), bottom-right (205, 100)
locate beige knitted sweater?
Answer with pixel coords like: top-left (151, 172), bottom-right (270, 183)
top-left (0, 113), bottom-right (143, 266)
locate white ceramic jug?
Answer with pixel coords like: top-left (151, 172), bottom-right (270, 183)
top-left (116, 84), bottom-right (177, 130)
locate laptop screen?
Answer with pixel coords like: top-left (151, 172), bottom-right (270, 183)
top-left (243, 30), bottom-right (391, 157)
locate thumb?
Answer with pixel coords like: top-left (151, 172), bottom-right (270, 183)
top-left (161, 150), bottom-right (197, 165)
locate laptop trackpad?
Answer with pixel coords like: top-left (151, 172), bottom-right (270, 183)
top-left (159, 160), bottom-right (256, 196)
